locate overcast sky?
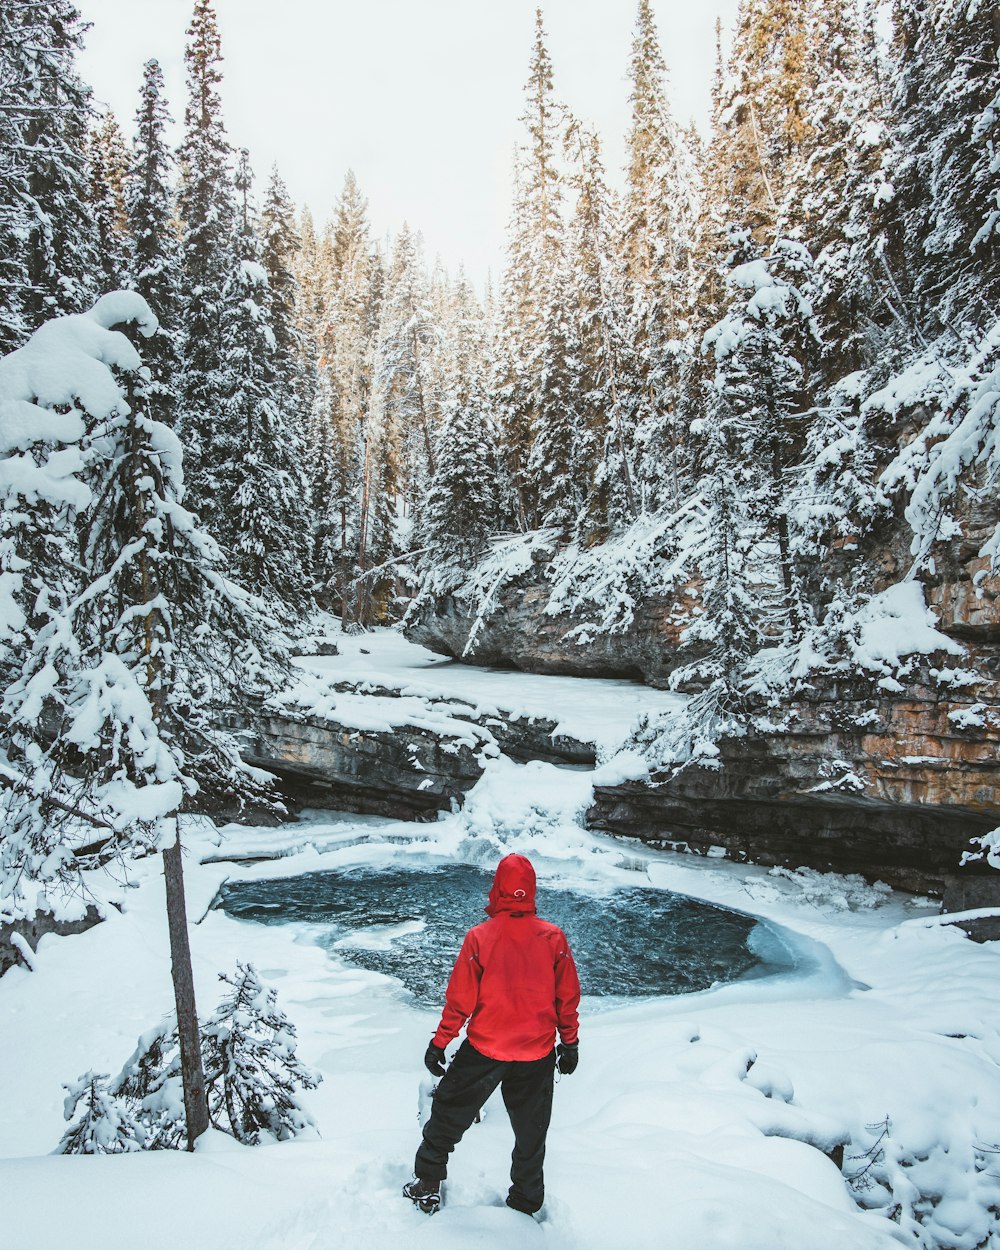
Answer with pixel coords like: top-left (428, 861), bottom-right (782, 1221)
top-left (76, 0), bottom-right (741, 287)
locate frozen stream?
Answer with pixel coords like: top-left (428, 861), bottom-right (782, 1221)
top-left (216, 863), bottom-right (803, 1003)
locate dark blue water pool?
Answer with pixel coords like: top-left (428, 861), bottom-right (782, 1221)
top-left (217, 863), bottom-right (796, 1003)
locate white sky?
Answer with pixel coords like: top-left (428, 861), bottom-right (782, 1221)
top-left (76, 0), bottom-right (741, 287)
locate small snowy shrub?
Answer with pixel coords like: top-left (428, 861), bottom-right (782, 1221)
top-left (57, 1071), bottom-right (146, 1154)
top-left (112, 1024), bottom-right (186, 1150)
top-left (56, 966), bottom-right (320, 1151)
top-left (846, 1116), bottom-right (1000, 1250)
top-left (202, 962), bottom-right (321, 1144)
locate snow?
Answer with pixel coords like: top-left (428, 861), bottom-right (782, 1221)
top-left (290, 627), bottom-right (686, 756)
top-left (1, 646), bottom-right (998, 1250)
top-left (850, 581), bottom-right (964, 669)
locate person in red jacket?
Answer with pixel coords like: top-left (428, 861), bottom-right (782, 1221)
top-left (403, 853), bottom-right (581, 1217)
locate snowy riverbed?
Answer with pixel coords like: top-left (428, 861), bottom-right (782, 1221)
top-left (289, 628), bottom-right (687, 756)
top-left (2, 636), bottom-right (1000, 1250)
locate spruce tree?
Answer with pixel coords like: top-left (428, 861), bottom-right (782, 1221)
top-left (260, 165), bottom-right (305, 405)
top-left (202, 963), bottom-right (320, 1145)
top-left (372, 224), bottom-right (437, 516)
top-left (622, 0), bottom-right (702, 514)
top-left (220, 151), bottom-right (310, 610)
top-left (702, 233), bottom-right (821, 636)
top-left (0, 0), bottom-right (98, 347)
top-left (496, 9), bottom-right (567, 531)
top-left (566, 121), bottom-right (636, 537)
top-left (424, 276), bottom-right (500, 569)
top-left (126, 58), bottom-right (183, 429)
top-left (0, 292), bottom-right (290, 1148)
top-left (177, 0), bottom-right (235, 530)
top-left (527, 254), bottom-right (587, 535)
top-left (89, 112), bottom-right (132, 293)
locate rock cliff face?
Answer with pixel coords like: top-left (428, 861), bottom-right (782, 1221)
top-left (405, 516), bottom-right (1000, 897)
top-left (589, 669), bottom-right (1000, 896)
top-left (407, 574), bottom-right (703, 688)
top-left (235, 687), bottom-right (593, 820)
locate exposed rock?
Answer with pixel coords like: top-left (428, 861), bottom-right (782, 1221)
top-left (1, 906), bottom-right (103, 977)
top-left (588, 672), bottom-right (1000, 897)
top-left (233, 688), bottom-right (593, 821)
top-left (407, 583), bottom-right (699, 688)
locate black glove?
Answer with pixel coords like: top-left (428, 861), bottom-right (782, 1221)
top-left (556, 1042), bottom-right (578, 1075)
top-left (424, 1040), bottom-right (447, 1077)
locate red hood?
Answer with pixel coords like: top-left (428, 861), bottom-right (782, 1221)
top-left (484, 854), bottom-right (537, 917)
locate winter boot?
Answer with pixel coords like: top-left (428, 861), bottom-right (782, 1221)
top-left (403, 1176), bottom-right (441, 1215)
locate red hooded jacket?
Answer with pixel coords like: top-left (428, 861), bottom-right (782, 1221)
top-left (431, 854), bottom-right (581, 1062)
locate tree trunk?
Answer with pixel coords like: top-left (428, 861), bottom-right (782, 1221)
top-left (162, 830), bottom-right (209, 1150)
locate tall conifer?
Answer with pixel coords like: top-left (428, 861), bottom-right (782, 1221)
top-left (177, 0), bottom-right (235, 528)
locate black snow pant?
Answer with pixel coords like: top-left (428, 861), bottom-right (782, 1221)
top-left (414, 1039), bottom-right (557, 1214)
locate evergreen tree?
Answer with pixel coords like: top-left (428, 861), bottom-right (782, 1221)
top-left (305, 365), bottom-right (347, 606)
top-left (89, 111), bottom-right (131, 293)
top-left (202, 963), bottom-right (320, 1145)
top-left (667, 405), bottom-right (762, 740)
top-left (0, 0), bottom-right (97, 348)
top-left (714, 0), bottom-right (815, 245)
top-left (126, 58), bottom-right (183, 429)
top-left (424, 275), bottom-right (500, 568)
top-left (890, 0), bottom-right (1000, 332)
top-left (622, 0), bottom-right (703, 514)
top-left (177, 0), bottom-right (235, 528)
top-left (0, 292), bottom-right (290, 1147)
top-left (221, 151), bottom-right (310, 609)
top-left (58, 1072), bottom-right (146, 1155)
top-left (260, 165), bottom-right (305, 404)
top-left (372, 224), bottom-right (437, 515)
top-left (566, 121), bottom-right (637, 537)
top-left (496, 9), bottom-right (567, 530)
top-left (793, 0), bottom-right (869, 378)
top-left (527, 254), bottom-right (587, 535)
top-left (702, 233), bottom-right (821, 635)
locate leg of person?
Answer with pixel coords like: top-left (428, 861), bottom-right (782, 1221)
top-left (414, 1040), bottom-right (507, 1183)
top-left (500, 1048), bottom-right (556, 1215)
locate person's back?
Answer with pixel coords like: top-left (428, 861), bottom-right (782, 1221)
top-left (403, 853), bottom-right (580, 1216)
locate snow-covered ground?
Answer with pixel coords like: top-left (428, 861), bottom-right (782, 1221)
top-left (2, 637), bottom-right (1000, 1250)
top-left (290, 628), bottom-right (686, 755)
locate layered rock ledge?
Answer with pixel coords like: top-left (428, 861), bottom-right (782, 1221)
top-left (589, 678), bottom-right (1000, 897)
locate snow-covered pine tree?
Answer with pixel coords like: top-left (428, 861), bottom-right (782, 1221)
top-left (527, 252), bottom-right (588, 536)
top-left (659, 401), bottom-right (762, 754)
top-left (202, 963), bottom-right (320, 1144)
top-left (371, 224), bottom-right (438, 527)
top-left (127, 58), bottom-right (183, 430)
top-left (305, 366), bottom-right (346, 607)
top-left (58, 1072), bottom-right (146, 1154)
top-left (888, 0), bottom-right (1000, 334)
top-left (702, 233), bottom-right (822, 639)
top-left (493, 157), bottom-right (538, 533)
top-left (789, 0), bottom-right (868, 378)
top-left (714, 0), bottom-right (815, 248)
top-left (423, 274), bottom-right (501, 570)
top-left (88, 111), bottom-right (132, 294)
top-left (496, 9), bottom-right (567, 531)
top-left (0, 292), bottom-right (291, 1144)
top-left (0, 0), bottom-right (98, 349)
top-left (316, 171), bottom-right (378, 622)
top-left (622, 0), bottom-right (703, 514)
top-left (565, 121), bottom-right (636, 539)
top-left (220, 150), bottom-right (310, 611)
top-left (260, 165), bottom-right (307, 413)
top-left (176, 0), bottom-right (236, 531)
